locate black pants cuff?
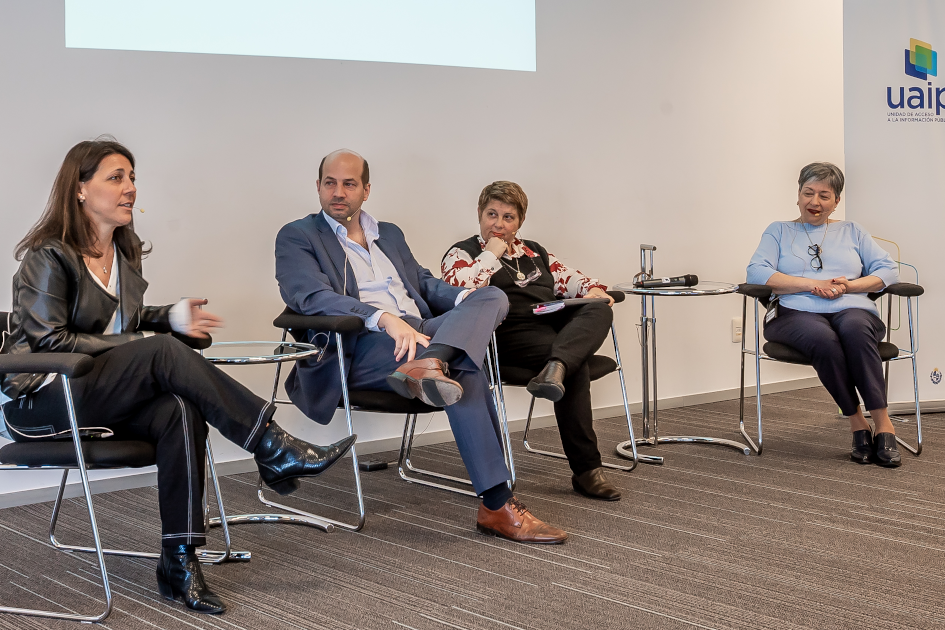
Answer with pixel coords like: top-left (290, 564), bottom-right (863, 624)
top-left (244, 402), bottom-right (278, 454)
top-left (162, 535), bottom-right (207, 548)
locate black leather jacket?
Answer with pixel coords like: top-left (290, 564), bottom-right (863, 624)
top-left (1, 240), bottom-right (173, 399)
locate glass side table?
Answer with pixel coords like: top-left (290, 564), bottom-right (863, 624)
top-left (613, 244), bottom-right (749, 462)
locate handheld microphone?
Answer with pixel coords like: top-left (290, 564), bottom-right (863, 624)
top-left (634, 274), bottom-right (698, 289)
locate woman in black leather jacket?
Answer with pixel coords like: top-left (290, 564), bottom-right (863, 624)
top-left (0, 139), bottom-right (356, 615)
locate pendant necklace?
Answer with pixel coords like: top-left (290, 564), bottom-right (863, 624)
top-left (88, 245), bottom-right (113, 276)
top-left (500, 255), bottom-right (526, 281)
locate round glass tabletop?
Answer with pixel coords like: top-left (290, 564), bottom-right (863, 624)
top-left (613, 280), bottom-right (738, 296)
top-left (203, 340), bottom-right (323, 365)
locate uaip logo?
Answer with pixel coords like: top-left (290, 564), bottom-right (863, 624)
top-left (887, 38), bottom-right (945, 120)
top-left (905, 38), bottom-right (937, 80)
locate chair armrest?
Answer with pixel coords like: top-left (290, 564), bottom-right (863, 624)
top-left (737, 284), bottom-right (774, 299)
top-left (172, 332), bottom-right (213, 350)
top-left (273, 307), bottom-right (365, 334)
top-left (0, 353), bottom-right (94, 378)
top-left (606, 290), bottom-right (626, 304)
top-left (869, 282), bottom-right (924, 299)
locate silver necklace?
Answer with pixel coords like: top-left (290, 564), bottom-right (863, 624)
top-left (800, 219), bottom-right (830, 255)
top-left (88, 246), bottom-right (113, 276)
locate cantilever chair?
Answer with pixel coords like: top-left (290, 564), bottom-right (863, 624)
top-left (491, 290), bottom-right (662, 470)
top-left (0, 313), bottom-right (243, 623)
top-left (211, 309), bottom-right (516, 534)
top-left (737, 282), bottom-right (924, 456)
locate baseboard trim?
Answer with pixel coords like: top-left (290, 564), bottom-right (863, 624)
top-left (589, 376), bottom-right (823, 421)
top-left (888, 399), bottom-right (945, 414)
top-left (0, 376), bottom-right (823, 509)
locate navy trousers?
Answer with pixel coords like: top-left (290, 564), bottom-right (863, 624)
top-left (763, 306), bottom-right (887, 416)
top-left (346, 287), bottom-right (511, 494)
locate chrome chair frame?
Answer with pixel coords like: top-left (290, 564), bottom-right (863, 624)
top-left (212, 314), bottom-right (516, 533)
top-left (398, 333), bottom-right (516, 497)
top-left (738, 282), bottom-right (923, 456)
top-left (0, 312), bottom-right (252, 623)
top-left (42, 438), bottom-right (247, 564)
top-left (0, 373), bottom-right (243, 623)
top-left (496, 322), bottom-right (664, 471)
top-left (490, 290), bottom-right (662, 469)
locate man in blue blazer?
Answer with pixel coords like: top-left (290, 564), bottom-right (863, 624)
top-left (275, 149), bottom-right (567, 544)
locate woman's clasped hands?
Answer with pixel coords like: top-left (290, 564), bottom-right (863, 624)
top-left (811, 277), bottom-right (850, 300)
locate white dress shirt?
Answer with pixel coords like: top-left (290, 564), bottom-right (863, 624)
top-left (324, 211), bottom-right (467, 331)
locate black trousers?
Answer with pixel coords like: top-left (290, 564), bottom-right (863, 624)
top-left (496, 302), bottom-right (613, 475)
top-left (1, 335), bottom-right (274, 547)
top-left (763, 306), bottom-right (887, 416)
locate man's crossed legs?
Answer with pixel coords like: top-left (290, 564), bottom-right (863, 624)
top-left (347, 287), bottom-right (567, 544)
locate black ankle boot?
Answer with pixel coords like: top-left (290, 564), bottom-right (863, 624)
top-left (156, 545), bottom-right (226, 615)
top-left (526, 360), bottom-right (566, 402)
top-left (873, 432), bottom-right (902, 467)
top-left (850, 429), bottom-right (874, 464)
top-left (253, 422), bottom-right (357, 495)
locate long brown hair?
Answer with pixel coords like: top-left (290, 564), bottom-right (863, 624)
top-left (15, 139), bottom-right (150, 269)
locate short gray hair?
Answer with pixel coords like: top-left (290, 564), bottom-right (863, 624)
top-left (798, 162), bottom-right (844, 199)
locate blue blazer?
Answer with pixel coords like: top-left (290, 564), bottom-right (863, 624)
top-left (275, 211), bottom-right (463, 424)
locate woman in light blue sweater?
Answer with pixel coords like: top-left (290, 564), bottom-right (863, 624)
top-left (747, 163), bottom-right (901, 466)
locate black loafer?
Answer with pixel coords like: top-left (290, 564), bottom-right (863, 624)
top-left (850, 429), bottom-right (874, 464)
top-left (254, 422), bottom-right (357, 495)
top-left (527, 360), bottom-right (566, 402)
top-left (571, 467), bottom-right (621, 501)
top-left (873, 432), bottom-right (902, 467)
top-left (156, 545), bottom-right (226, 615)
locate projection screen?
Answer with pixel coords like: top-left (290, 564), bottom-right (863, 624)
top-left (64, 0), bottom-right (537, 72)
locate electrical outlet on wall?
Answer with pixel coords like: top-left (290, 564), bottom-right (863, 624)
top-left (732, 318), bottom-right (742, 343)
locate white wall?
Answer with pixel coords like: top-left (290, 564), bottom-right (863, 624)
top-left (0, 0), bottom-right (842, 495)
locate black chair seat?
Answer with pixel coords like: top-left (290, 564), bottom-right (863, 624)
top-left (763, 341), bottom-right (899, 365)
top-left (0, 440), bottom-right (156, 469)
top-left (340, 390), bottom-right (441, 414)
top-left (499, 355), bottom-right (618, 387)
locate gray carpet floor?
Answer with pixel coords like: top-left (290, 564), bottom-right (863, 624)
top-left (0, 386), bottom-right (941, 630)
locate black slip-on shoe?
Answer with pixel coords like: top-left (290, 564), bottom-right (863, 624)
top-left (873, 432), bottom-right (902, 468)
top-left (850, 429), bottom-right (874, 464)
top-left (526, 360), bottom-right (566, 403)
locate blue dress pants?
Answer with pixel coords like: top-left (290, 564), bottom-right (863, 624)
top-left (345, 287), bottom-right (511, 495)
top-left (763, 306), bottom-right (887, 416)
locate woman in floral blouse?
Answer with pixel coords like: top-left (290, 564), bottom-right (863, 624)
top-left (441, 181), bottom-right (620, 501)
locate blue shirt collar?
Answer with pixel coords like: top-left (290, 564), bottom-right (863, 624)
top-left (323, 210), bottom-right (379, 243)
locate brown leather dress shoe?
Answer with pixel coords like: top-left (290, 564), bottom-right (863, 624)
top-left (476, 497), bottom-right (568, 544)
top-left (571, 467), bottom-right (621, 501)
top-left (387, 358), bottom-right (463, 407)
